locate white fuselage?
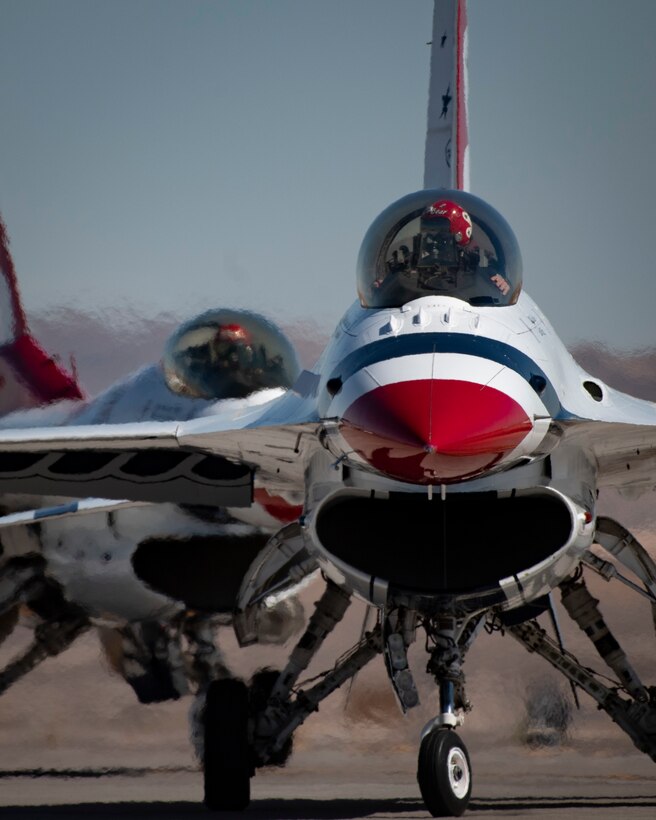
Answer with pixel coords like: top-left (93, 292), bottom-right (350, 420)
top-left (260, 292), bottom-right (602, 612)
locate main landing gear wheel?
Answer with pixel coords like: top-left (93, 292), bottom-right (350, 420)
top-left (417, 729), bottom-right (472, 817)
top-left (203, 678), bottom-right (252, 811)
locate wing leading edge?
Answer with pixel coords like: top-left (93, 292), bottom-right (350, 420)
top-left (553, 373), bottom-right (656, 492)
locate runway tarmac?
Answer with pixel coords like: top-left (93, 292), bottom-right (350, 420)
top-left (0, 745), bottom-right (654, 820)
top-left (0, 771), bottom-right (653, 819)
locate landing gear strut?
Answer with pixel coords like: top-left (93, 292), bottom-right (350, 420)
top-left (418, 612), bottom-right (478, 817)
top-left (202, 578), bottom-right (383, 811)
top-left (509, 518), bottom-right (656, 762)
top-left (0, 556), bottom-right (89, 696)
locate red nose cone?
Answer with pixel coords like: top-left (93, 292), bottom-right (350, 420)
top-left (341, 379), bottom-right (532, 483)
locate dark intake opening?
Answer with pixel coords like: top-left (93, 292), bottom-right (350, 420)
top-left (132, 533), bottom-right (269, 611)
top-left (316, 492), bottom-right (572, 594)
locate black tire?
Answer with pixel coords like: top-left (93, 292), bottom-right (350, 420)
top-left (417, 729), bottom-right (472, 817)
top-left (203, 679), bottom-right (252, 811)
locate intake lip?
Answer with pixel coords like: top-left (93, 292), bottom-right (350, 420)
top-left (313, 487), bottom-right (576, 598)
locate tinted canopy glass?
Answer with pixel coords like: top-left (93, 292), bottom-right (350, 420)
top-left (163, 309), bottom-right (300, 400)
top-left (357, 189), bottom-right (523, 309)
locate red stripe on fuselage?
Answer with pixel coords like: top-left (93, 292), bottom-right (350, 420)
top-left (253, 488), bottom-right (303, 524)
top-left (456, 0), bottom-right (468, 190)
top-left (340, 379), bottom-right (532, 484)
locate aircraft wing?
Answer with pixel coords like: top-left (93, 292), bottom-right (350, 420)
top-left (2, 359), bottom-right (656, 502)
top-left (557, 382), bottom-right (656, 491)
top-left (0, 415), bottom-right (322, 507)
top-left (560, 419), bottom-right (656, 491)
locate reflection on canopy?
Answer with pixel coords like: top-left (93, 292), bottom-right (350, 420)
top-left (163, 309), bottom-right (300, 400)
top-left (357, 189), bottom-right (523, 309)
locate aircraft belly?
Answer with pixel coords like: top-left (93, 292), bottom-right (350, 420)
top-left (37, 503), bottom-right (274, 622)
top-left (41, 517), bottom-right (182, 623)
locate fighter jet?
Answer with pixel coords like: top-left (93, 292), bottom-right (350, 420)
top-left (1, 1), bottom-right (656, 817)
top-left (0, 222), bottom-right (308, 704)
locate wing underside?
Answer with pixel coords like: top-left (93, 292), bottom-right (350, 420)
top-left (0, 418), bottom-right (321, 506)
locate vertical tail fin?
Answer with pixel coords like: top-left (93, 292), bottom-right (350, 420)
top-left (0, 218), bottom-right (28, 343)
top-left (423, 0), bottom-right (469, 191)
top-left (0, 215), bottom-right (83, 413)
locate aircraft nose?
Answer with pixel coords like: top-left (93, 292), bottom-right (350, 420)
top-left (340, 378), bottom-right (533, 484)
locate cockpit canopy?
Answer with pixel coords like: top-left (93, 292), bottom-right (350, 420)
top-left (357, 189), bottom-right (522, 309)
top-left (163, 309), bottom-right (300, 400)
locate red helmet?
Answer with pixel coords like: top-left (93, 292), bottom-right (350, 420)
top-left (215, 323), bottom-right (252, 345)
top-left (422, 200), bottom-right (473, 246)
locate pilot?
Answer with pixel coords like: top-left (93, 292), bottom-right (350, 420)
top-left (177, 322), bottom-right (258, 398)
top-left (209, 323), bottom-right (253, 371)
top-left (374, 201), bottom-right (478, 298)
top-left (209, 323), bottom-right (286, 393)
top-left (413, 199), bottom-right (513, 302)
top-left (165, 314), bottom-right (294, 400)
top-left (414, 199), bottom-right (478, 282)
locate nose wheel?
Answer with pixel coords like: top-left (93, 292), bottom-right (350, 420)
top-left (417, 729), bottom-right (472, 817)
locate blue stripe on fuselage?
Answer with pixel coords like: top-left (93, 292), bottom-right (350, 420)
top-left (329, 333), bottom-right (563, 417)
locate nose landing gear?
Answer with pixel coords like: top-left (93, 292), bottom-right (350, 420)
top-left (418, 611), bottom-right (478, 816)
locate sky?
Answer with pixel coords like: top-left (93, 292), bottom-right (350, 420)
top-left (1, 0), bottom-right (656, 351)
